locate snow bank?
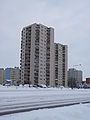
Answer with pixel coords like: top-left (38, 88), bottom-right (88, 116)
top-left (0, 103), bottom-right (90, 120)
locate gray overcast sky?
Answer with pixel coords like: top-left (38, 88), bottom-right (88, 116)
top-left (0, 0), bottom-right (90, 79)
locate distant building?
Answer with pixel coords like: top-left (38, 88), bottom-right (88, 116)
top-left (5, 67), bottom-right (20, 84)
top-left (86, 78), bottom-right (90, 85)
top-left (54, 43), bottom-right (68, 87)
top-left (5, 68), bottom-right (11, 80)
top-left (0, 68), bottom-right (4, 84)
top-left (68, 68), bottom-right (82, 88)
top-left (11, 67), bottom-right (20, 83)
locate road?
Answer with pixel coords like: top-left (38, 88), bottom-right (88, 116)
top-left (0, 87), bottom-right (90, 115)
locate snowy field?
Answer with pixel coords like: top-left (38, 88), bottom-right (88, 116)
top-left (0, 85), bottom-right (90, 106)
top-left (0, 85), bottom-right (90, 120)
top-left (0, 103), bottom-right (90, 120)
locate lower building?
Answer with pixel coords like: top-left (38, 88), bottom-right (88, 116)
top-left (86, 78), bottom-right (90, 85)
top-left (0, 68), bottom-right (4, 84)
top-left (68, 68), bottom-right (82, 88)
top-left (5, 67), bottom-right (20, 84)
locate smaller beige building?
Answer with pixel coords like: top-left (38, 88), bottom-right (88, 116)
top-left (0, 68), bottom-right (4, 84)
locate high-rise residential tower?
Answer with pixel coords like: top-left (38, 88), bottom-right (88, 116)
top-left (54, 43), bottom-right (68, 87)
top-left (20, 23), bottom-right (55, 86)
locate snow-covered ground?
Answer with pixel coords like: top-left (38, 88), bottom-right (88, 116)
top-left (0, 103), bottom-right (90, 120)
top-left (0, 85), bottom-right (90, 119)
top-left (0, 85), bottom-right (90, 106)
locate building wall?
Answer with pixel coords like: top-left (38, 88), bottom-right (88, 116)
top-left (50, 28), bottom-right (55, 87)
top-left (0, 68), bottom-right (4, 84)
top-left (38, 24), bottom-right (47, 85)
top-left (30, 24), bottom-right (36, 85)
top-left (64, 45), bottom-right (68, 87)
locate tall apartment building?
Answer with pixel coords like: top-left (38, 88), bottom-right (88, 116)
top-left (20, 23), bottom-right (55, 86)
top-left (54, 43), bottom-right (68, 87)
top-left (0, 68), bottom-right (4, 84)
